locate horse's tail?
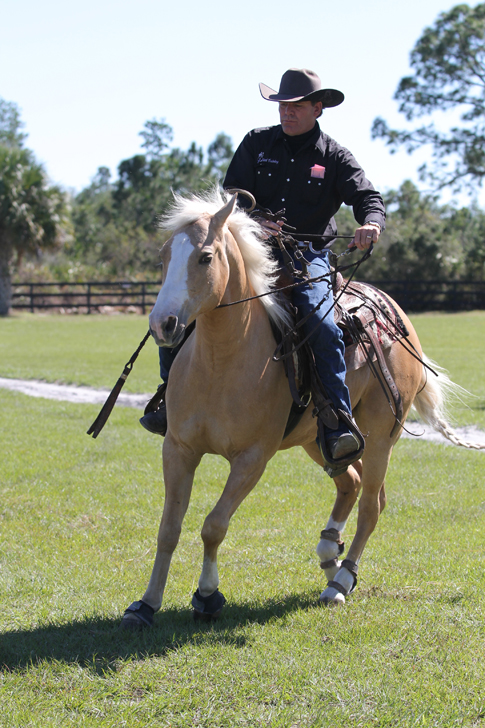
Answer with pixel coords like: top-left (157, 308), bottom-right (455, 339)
top-left (412, 354), bottom-right (485, 450)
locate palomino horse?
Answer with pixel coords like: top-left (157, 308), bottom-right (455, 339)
top-left (122, 190), bottom-right (478, 628)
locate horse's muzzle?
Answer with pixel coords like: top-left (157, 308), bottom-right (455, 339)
top-left (150, 316), bottom-right (186, 348)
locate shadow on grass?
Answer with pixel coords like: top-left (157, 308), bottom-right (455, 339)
top-left (0, 592), bottom-right (317, 672)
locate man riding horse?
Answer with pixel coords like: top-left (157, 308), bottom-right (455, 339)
top-left (141, 68), bottom-right (386, 470)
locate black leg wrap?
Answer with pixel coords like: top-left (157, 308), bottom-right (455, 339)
top-left (121, 600), bottom-right (155, 629)
top-left (192, 588), bottom-right (226, 622)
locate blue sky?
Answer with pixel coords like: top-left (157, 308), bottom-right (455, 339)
top-left (1, 0), bottom-right (477, 203)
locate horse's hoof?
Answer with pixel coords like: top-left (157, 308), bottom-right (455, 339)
top-left (192, 588), bottom-right (226, 621)
top-left (193, 607), bottom-right (224, 623)
top-left (319, 589), bottom-right (346, 607)
top-left (120, 600), bottom-right (155, 630)
top-left (120, 614), bottom-right (147, 631)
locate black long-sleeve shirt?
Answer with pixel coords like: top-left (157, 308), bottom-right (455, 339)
top-left (223, 122), bottom-right (386, 240)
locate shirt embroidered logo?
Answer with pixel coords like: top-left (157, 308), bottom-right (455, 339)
top-left (257, 152), bottom-right (279, 165)
top-left (310, 164), bottom-right (325, 179)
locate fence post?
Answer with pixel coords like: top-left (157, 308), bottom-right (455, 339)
top-left (87, 283), bottom-right (91, 314)
top-left (141, 282), bottom-right (146, 315)
top-left (30, 283), bottom-right (34, 313)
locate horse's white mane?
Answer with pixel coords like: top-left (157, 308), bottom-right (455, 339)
top-left (160, 188), bottom-right (290, 327)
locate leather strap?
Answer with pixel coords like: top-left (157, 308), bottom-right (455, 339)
top-left (327, 580), bottom-right (348, 596)
top-left (320, 557), bottom-right (339, 570)
top-left (364, 323), bottom-right (404, 437)
top-left (341, 559), bottom-right (358, 578)
top-left (144, 382), bottom-right (167, 415)
top-left (87, 330), bottom-right (151, 438)
top-left (320, 528), bottom-right (343, 544)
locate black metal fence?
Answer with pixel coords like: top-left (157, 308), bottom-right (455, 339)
top-left (10, 278), bottom-right (485, 313)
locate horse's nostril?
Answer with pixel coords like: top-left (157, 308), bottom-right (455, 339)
top-left (163, 315), bottom-right (178, 336)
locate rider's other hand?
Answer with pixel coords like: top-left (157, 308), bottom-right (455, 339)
top-left (351, 223), bottom-right (380, 250)
top-left (256, 219), bottom-right (284, 240)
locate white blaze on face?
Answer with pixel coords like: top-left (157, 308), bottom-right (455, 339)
top-left (151, 233), bottom-right (193, 322)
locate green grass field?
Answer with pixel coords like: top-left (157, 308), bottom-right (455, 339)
top-left (0, 312), bottom-right (484, 727)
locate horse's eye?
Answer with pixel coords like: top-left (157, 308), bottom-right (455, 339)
top-left (199, 253), bottom-right (212, 265)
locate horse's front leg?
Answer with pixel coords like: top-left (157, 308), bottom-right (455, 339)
top-left (121, 436), bottom-right (200, 629)
top-left (193, 447), bottom-right (268, 620)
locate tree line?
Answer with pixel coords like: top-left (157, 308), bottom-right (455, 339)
top-left (1, 2), bottom-right (485, 315)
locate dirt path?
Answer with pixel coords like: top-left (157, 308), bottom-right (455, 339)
top-left (0, 376), bottom-right (148, 409)
top-left (1, 376), bottom-right (484, 447)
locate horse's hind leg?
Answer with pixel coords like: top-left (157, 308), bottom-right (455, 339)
top-left (319, 434), bottom-right (393, 606)
top-left (121, 437), bottom-right (200, 629)
top-left (303, 441), bottom-right (362, 582)
top-left (195, 447), bottom-right (268, 619)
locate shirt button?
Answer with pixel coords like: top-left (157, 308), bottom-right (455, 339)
top-left (308, 180), bottom-right (311, 184)
top-left (281, 198), bottom-right (285, 202)
top-left (286, 178), bottom-right (290, 182)
top-left (290, 159), bottom-right (294, 162)
top-left (268, 173), bottom-right (272, 176)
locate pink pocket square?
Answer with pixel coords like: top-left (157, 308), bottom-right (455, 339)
top-left (310, 164), bottom-right (326, 179)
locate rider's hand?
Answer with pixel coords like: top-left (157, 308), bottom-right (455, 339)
top-left (351, 223), bottom-right (380, 250)
top-left (256, 218), bottom-right (284, 240)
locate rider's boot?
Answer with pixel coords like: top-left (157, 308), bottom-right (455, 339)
top-left (139, 383), bottom-right (168, 436)
top-left (327, 431), bottom-right (360, 460)
top-left (139, 404), bottom-right (167, 436)
top-left (317, 420), bottom-right (362, 477)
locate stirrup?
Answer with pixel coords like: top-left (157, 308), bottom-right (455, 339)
top-left (144, 382), bottom-right (167, 415)
top-left (317, 410), bottom-right (365, 476)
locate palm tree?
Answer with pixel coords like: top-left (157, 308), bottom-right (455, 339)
top-left (0, 137), bottom-right (68, 315)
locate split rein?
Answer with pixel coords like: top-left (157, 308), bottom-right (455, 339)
top-left (85, 226), bottom-right (370, 439)
top-left (86, 234), bottom-right (368, 439)
top-left (215, 235), bottom-right (372, 312)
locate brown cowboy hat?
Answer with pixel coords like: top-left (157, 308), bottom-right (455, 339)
top-left (259, 68), bottom-right (344, 108)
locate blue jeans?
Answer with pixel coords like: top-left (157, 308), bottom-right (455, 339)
top-left (281, 249), bottom-right (352, 436)
top-left (158, 249), bottom-right (352, 434)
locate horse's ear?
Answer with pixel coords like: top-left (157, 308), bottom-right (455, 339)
top-left (211, 194), bottom-right (238, 232)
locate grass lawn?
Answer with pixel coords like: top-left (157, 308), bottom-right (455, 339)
top-left (0, 312), bottom-right (484, 726)
top-left (0, 309), bottom-right (484, 427)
